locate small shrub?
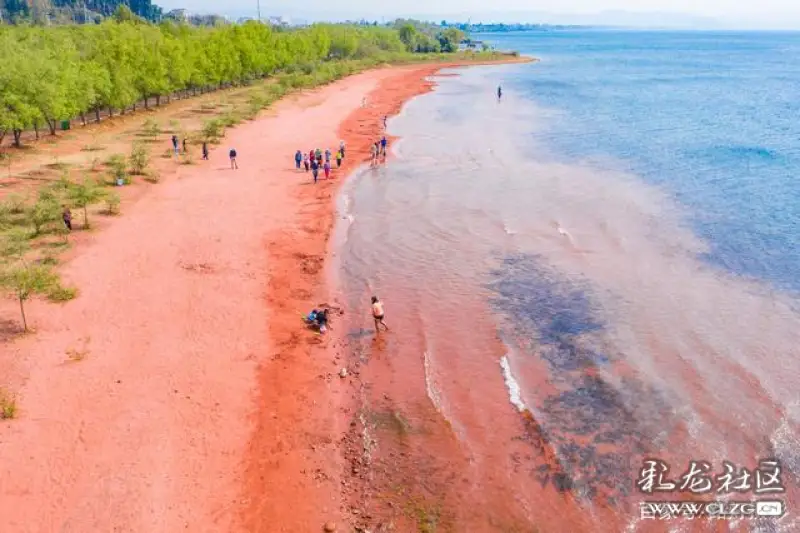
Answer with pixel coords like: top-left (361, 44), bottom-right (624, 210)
top-left (28, 198), bottom-right (61, 236)
top-left (6, 193), bottom-right (26, 214)
top-left (130, 143), bottom-right (150, 175)
top-left (104, 192), bottom-right (121, 215)
top-left (201, 119), bottom-right (224, 143)
top-left (40, 253), bottom-right (59, 266)
top-left (142, 118), bottom-right (161, 140)
top-left (168, 119), bottom-right (181, 133)
top-left (180, 152), bottom-right (194, 165)
top-left (0, 390), bottom-right (17, 420)
top-left (47, 282), bottom-right (78, 302)
top-left (106, 154), bottom-right (129, 185)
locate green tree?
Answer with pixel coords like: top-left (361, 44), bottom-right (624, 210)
top-left (68, 177), bottom-right (105, 228)
top-left (0, 263), bottom-right (58, 332)
top-left (28, 197), bottom-right (61, 236)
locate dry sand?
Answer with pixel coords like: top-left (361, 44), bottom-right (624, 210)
top-left (0, 64), bottom-right (466, 533)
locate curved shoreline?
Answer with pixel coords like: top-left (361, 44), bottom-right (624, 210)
top-left (0, 60), bottom-right (526, 532)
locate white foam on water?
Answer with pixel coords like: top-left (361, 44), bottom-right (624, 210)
top-left (499, 355), bottom-right (527, 413)
top-left (423, 350), bottom-right (446, 416)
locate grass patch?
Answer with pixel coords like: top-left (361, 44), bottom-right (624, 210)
top-left (143, 170), bottom-right (160, 183)
top-left (47, 282), bottom-right (78, 302)
top-left (81, 143), bottom-right (104, 152)
top-left (0, 390), bottom-right (17, 420)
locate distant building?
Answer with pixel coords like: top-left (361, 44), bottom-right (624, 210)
top-left (164, 8), bottom-right (188, 22)
top-left (458, 39), bottom-right (485, 51)
top-left (267, 15), bottom-right (289, 26)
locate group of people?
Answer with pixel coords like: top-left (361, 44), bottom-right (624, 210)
top-left (171, 134), bottom-right (213, 162)
top-left (370, 136), bottom-right (388, 166)
top-left (305, 296), bottom-right (388, 336)
top-left (295, 141), bottom-right (346, 183)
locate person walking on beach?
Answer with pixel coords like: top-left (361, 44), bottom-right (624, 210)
top-left (383, 115), bottom-right (388, 129)
top-left (336, 149), bottom-right (343, 168)
top-left (323, 159), bottom-right (331, 179)
top-left (62, 205), bottom-right (72, 231)
top-left (202, 141), bottom-right (209, 160)
top-left (371, 296), bottom-right (388, 332)
top-left (295, 150), bottom-right (303, 170)
top-left (370, 142), bottom-right (378, 166)
top-left (339, 140), bottom-right (346, 159)
top-left (315, 148), bottom-right (323, 165)
top-left (324, 148), bottom-right (331, 164)
top-left (311, 157), bottom-right (319, 183)
top-left (171, 135), bottom-right (179, 156)
top-left (303, 152), bottom-right (310, 172)
top-left (229, 148), bottom-right (238, 169)
top-left (380, 136), bottom-right (388, 158)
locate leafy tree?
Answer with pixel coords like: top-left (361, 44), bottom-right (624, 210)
top-left (0, 263), bottom-right (58, 332)
top-left (68, 177), bottom-right (105, 228)
top-left (28, 197), bottom-right (61, 236)
top-left (129, 142), bottom-right (149, 174)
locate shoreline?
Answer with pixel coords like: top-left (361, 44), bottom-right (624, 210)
top-left (0, 59), bottom-right (524, 532)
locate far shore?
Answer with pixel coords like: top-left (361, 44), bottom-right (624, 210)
top-left (0, 57), bottom-right (530, 532)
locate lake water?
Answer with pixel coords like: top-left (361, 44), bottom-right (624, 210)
top-left (333, 30), bottom-right (800, 532)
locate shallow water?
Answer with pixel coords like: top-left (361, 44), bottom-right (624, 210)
top-left (333, 30), bottom-right (800, 532)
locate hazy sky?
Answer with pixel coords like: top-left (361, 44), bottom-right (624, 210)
top-left (159, 0), bottom-right (800, 29)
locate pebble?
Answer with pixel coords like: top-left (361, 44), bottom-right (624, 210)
top-left (323, 522), bottom-right (337, 532)
top-left (339, 368), bottom-right (348, 378)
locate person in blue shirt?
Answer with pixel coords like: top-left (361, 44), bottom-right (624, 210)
top-left (380, 136), bottom-right (388, 158)
top-left (294, 150), bottom-right (302, 170)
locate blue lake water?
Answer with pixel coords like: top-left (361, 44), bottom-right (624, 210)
top-left (487, 30), bottom-right (800, 293)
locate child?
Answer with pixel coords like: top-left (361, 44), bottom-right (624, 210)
top-left (323, 160), bottom-right (331, 179)
top-left (229, 148), bottom-right (238, 169)
top-left (303, 153), bottom-right (310, 172)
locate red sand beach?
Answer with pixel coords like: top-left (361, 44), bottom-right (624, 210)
top-left (0, 63), bottom-right (500, 532)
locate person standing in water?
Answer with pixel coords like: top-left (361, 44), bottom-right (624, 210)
top-left (371, 296), bottom-right (388, 332)
top-left (229, 148), bottom-right (238, 169)
top-left (294, 150), bottom-right (303, 170)
top-left (370, 142), bottom-right (378, 166)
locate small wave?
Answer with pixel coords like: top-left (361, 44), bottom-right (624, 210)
top-left (499, 355), bottom-right (527, 412)
top-left (424, 350), bottom-right (446, 417)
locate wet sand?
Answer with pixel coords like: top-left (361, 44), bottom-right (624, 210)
top-left (0, 62), bottom-right (514, 532)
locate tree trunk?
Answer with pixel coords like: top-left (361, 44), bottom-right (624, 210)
top-left (95, 108), bottom-right (101, 122)
top-left (156, 95), bottom-right (161, 106)
top-left (0, 129), bottom-right (6, 145)
top-left (144, 97), bottom-right (148, 110)
top-left (132, 102), bottom-right (136, 112)
top-left (108, 107), bottom-right (113, 117)
top-left (13, 129), bottom-right (22, 147)
top-left (81, 113), bottom-right (86, 126)
top-left (47, 119), bottom-right (57, 136)
top-left (83, 205), bottom-right (89, 229)
top-left (34, 123), bottom-right (39, 140)
top-left (19, 296), bottom-right (27, 332)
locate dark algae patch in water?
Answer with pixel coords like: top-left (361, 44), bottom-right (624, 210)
top-left (490, 254), bottom-right (673, 507)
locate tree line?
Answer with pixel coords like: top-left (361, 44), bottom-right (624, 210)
top-left (0, 14), bottom-right (461, 147)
